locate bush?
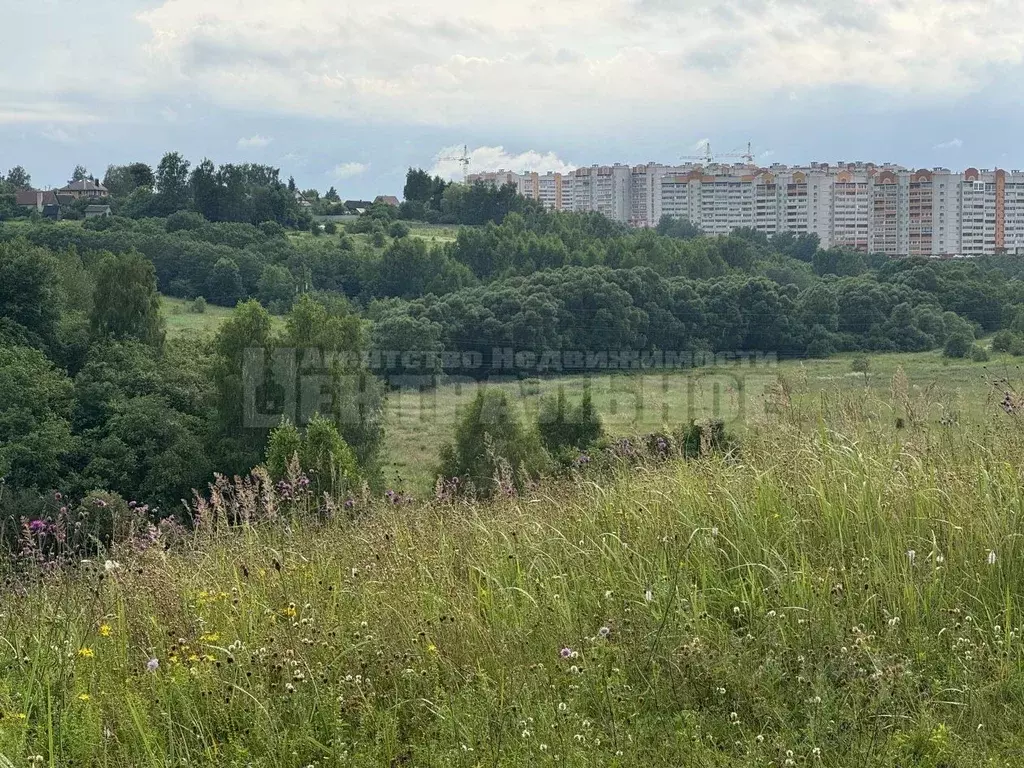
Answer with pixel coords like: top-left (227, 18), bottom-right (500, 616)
top-left (188, 296), bottom-right (207, 314)
top-left (259, 220), bottom-right (285, 237)
top-left (438, 389), bottom-right (548, 496)
top-left (943, 332), bottom-right (974, 359)
top-left (991, 330), bottom-right (1016, 353)
top-left (537, 387), bottom-right (604, 461)
top-left (324, 221), bottom-right (337, 235)
top-left (388, 221), bottom-right (410, 239)
top-left (266, 416), bottom-right (361, 499)
top-left (970, 344), bottom-right (990, 363)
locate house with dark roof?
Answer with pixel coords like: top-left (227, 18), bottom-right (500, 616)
top-left (58, 179), bottom-right (108, 199)
top-left (374, 195), bottom-right (401, 207)
top-left (15, 189), bottom-right (59, 211)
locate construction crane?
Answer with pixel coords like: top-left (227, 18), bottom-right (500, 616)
top-left (681, 141), bottom-right (756, 166)
top-left (439, 144), bottom-right (472, 183)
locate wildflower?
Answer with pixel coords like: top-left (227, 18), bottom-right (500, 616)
top-left (935, 554), bottom-right (945, 564)
top-left (988, 550), bottom-right (997, 565)
top-left (812, 747), bottom-right (822, 758)
top-left (99, 624), bottom-right (111, 637)
top-left (644, 589), bottom-right (653, 603)
top-left (284, 604), bottom-right (297, 618)
top-left (597, 626), bottom-right (611, 639)
top-left (200, 633), bottom-right (220, 643)
top-left (906, 549), bottom-right (916, 564)
top-left (77, 647), bottom-right (94, 658)
top-left (77, 693), bottom-right (90, 702)
top-left (539, 744), bottom-right (548, 751)
top-left (285, 683), bottom-right (296, 693)
top-left (29, 519), bottom-right (46, 534)
top-left (569, 665), bottom-right (580, 674)
top-left (426, 643), bottom-right (437, 653)
top-left (146, 657), bottom-right (159, 672)
top-left (559, 647), bottom-right (572, 659)
top-left (558, 702), bottom-right (567, 712)
top-left (104, 560), bottom-right (120, 572)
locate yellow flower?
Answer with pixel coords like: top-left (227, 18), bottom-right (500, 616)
top-left (200, 633), bottom-right (220, 643)
top-left (202, 654), bottom-right (215, 663)
top-left (15, 713), bottom-right (27, 720)
top-left (77, 647), bottom-right (94, 658)
top-left (284, 605), bottom-right (297, 618)
top-left (188, 654), bottom-right (200, 662)
top-left (77, 694), bottom-right (90, 702)
top-left (99, 625), bottom-right (112, 638)
top-left (427, 644), bottom-right (438, 654)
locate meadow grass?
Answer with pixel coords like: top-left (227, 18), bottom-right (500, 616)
top-left (381, 350), bottom-right (1008, 493)
top-left (2, 387), bottom-right (1024, 766)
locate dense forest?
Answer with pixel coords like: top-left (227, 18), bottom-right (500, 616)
top-left (3, 158), bottom-right (1024, 532)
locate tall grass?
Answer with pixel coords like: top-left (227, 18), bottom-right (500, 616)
top-left (3, 399), bottom-right (1024, 766)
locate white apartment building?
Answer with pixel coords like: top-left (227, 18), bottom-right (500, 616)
top-left (467, 162), bottom-right (1024, 257)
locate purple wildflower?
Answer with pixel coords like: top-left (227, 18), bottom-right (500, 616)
top-left (559, 647), bottom-right (572, 659)
top-left (29, 519), bottom-right (46, 534)
top-left (146, 657), bottom-right (159, 672)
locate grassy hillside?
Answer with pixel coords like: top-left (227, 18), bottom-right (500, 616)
top-left (2, 394), bottom-right (1023, 766)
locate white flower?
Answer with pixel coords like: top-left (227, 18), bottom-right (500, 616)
top-left (644, 589), bottom-right (653, 603)
top-left (906, 549), bottom-right (916, 564)
top-left (104, 560), bottom-right (121, 572)
top-left (988, 550), bottom-right (997, 565)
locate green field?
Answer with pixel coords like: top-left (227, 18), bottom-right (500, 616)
top-left (380, 350), bottom-right (1008, 492)
top-left (4, 386), bottom-right (1024, 765)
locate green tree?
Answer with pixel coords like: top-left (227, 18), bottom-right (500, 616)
top-left (438, 389), bottom-right (548, 496)
top-left (257, 264), bottom-right (296, 311)
top-left (71, 165), bottom-right (89, 182)
top-left (0, 345), bottom-right (76, 490)
top-left (266, 415), bottom-right (360, 497)
top-left (206, 258), bottom-right (244, 307)
top-left (537, 387), bottom-right (603, 460)
top-left (5, 166), bottom-right (31, 189)
top-left (89, 251), bottom-right (165, 347)
top-left (211, 300), bottom-right (278, 475)
top-left (154, 151), bottom-right (192, 214)
top-left (0, 239), bottom-right (61, 352)
top-left (850, 355), bottom-right (870, 383)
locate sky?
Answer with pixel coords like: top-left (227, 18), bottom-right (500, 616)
top-left (4, 0), bottom-right (1024, 198)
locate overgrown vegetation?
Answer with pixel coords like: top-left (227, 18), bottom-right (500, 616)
top-left (3, 388), bottom-right (1024, 765)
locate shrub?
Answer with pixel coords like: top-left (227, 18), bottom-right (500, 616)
top-left (537, 387), bottom-right (604, 461)
top-left (259, 220), bottom-right (285, 237)
top-left (188, 296), bottom-right (207, 314)
top-left (438, 389), bottom-right (548, 496)
top-left (850, 355), bottom-right (870, 383)
top-left (991, 330), bottom-right (1016, 353)
top-left (266, 416), bottom-right (360, 499)
top-left (943, 332), bottom-right (973, 359)
top-left (970, 344), bottom-right (990, 363)
top-left (388, 221), bottom-right (410, 239)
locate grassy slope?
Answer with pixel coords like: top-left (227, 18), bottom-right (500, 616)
top-left (3, 398), bottom-right (1024, 765)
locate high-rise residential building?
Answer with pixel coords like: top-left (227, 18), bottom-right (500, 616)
top-left (467, 161), bottom-right (1024, 257)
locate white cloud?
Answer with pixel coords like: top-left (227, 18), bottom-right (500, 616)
top-left (934, 138), bottom-right (964, 150)
top-left (41, 125), bottom-right (75, 144)
top-left (429, 145), bottom-right (576, 179)
top-left (330, 162), bottom-right (370, 179)
top-left (122, 0), bottom-right (1024, 130)
top-left (237, 134), bottom-right (272, 148)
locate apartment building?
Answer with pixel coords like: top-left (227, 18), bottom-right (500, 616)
top-left (468, 162), bottom-right (1024, 257)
